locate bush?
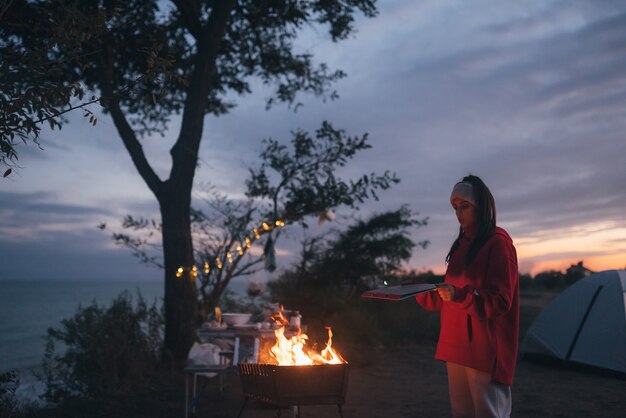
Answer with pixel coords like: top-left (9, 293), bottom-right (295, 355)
top-left (1, 370), bottom-right (19, 418)
top-left (268, 276), bottom-right (440, 349)
top-left (0, 370), bottom-right (41, 418)
top-left (328, 297), bottom-right (441, 347)
top-left (533, 270), bottom-right (566, 290)
top-left (40, 291), bottom-right (163, 402)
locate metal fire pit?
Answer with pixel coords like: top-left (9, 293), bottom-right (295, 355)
top-left (237, 363), bottom-right (349, 418)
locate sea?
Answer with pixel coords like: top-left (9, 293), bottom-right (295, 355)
top-left (0, 278), bottom-right (247, 401)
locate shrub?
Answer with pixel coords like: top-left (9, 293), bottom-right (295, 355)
top-left (0, 370), bottom-right (19, 418)
top-left (267, 276), bottom-right (440, 349)
top-left (40, 291), bottom-right (163, 402)
top-left (0, 371), bottom-right (41, 418)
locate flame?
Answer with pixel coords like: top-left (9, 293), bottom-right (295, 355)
top-left (270, 308), bottom-right (290, 328)
top-left (318, 327), bottom-right (345, 364)
top-left (267, 325), bottom-right (346, 366)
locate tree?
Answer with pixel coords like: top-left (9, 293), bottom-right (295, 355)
top-left (1, 1), bottom-right (101, 176)
top-left (111, 121), bottom-right (399, 322)
top-left (0, 1), bottom-right (172, 177)
top-left (0, 370), bottom-right (20, 418)
top-left (269, 207), bottom-right (429, 299)
top-left (319, 206), bottom-right (429, 293)
top-left (4, 0), bottom-right (381, 361)
top-left (533, 269), bottom-right (565, 289)
top-left (268, 206), bottom-right (428, 332)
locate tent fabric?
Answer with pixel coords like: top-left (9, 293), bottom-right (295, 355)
top-left (520, 270), bottom-right (626, 374)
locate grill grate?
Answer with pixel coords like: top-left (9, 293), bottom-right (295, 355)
top-left (237, 363), bottom-right (349, 417)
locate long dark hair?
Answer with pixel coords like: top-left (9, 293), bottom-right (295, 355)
top-left (445, 174), bottom-right (497, 266)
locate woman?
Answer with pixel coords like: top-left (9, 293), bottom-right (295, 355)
top-left (416, 174), bottom-right (519, 418)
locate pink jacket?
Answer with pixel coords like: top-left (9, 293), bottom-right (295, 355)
top-left (416, 227), bottom-right (519, 385)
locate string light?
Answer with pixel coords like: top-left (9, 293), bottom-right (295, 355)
top-left (175, 265), bottom-right (197, 279)
top-left (177, 218), bottom-right (286, 279)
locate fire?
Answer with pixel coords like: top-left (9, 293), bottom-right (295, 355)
top-left (270, 309), bottom-right (290, 327)
top-left (268, 325), bottom-right (346, 366)
top-left (259, 306), bottom-right (346, 366)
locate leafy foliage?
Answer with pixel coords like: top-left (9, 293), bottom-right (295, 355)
top-left (0, 1), bottom-right (177, 176)
top-left (108, 121), bottom-right (399, 320)
top-left (267, 207), bottom-right (431, 343)
top-left (4, 0), bottom-right (382, 360)
top-left (40, 292), bottom-right (163, 401)
top-left (270, 206), bottom-right (428, 296)
top-left (3, 0), bottom-right (379, 148)
top-left (521, 261), bottom-right (594, 290)
top-left (247, 121), bottom-right (399, 221)
top-left (0, 370), bottom-right (20, 418)
top-left (322, 206), bottom-right (429, 290)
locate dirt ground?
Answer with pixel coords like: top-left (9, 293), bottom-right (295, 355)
top-left (190, 343), bottom-right (626, 418)
top-left (190, 289), bottom-right (626, 418)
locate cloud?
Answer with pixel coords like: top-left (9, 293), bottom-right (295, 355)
top-left (0, 191), bottom-right (110, 216)
top-left (0, 228), bottom-right (160, 281)
top-left (3, 0), bottom-right (626, 279)
top-left (0, 191), bottom-right (162, 281)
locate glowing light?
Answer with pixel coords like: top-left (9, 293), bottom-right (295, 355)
top-left (269, 325), bottom-right (346, 366)
top-left (187, 216), bottom-right (291, 275)
top-left (191, 265), bottom-right (198, 279)
top-left (176, 267), bottom-right (184, 278)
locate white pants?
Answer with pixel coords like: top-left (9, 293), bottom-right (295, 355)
top-left (446, 362), bottom-right (512, 418)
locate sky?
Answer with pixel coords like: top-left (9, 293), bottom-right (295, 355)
top-left (1, 0), bottom-right (626, 284)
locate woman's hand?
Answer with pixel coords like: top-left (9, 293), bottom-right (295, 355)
top-left (436, 284), bottom-right (455, 302)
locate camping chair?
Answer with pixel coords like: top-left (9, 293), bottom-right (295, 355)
top-left (184, 346), bottom-right (233, 417)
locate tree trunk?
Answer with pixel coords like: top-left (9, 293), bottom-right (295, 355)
top-left (159, 184), bottom-right (197, 364)
top-left (103, 98), bottom-right (199, 364)
top-left (98, 0), bottom-right (236, 364)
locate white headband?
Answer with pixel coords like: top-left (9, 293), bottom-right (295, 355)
top-left (450, 182), bottom-right (476, 206)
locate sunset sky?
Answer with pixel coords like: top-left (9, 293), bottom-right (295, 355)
top-left (1, 0), bottom-right (625, 283)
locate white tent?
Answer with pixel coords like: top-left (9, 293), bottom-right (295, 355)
top-left (521, 269), bottom-right (626, 374)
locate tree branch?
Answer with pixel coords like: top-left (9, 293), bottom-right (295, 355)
top-left (171, 0), bottom-right (202, 39)
top-left (99, 39), bottom-right (163, 197)
top-left (171, 0), bottom-right (235, 179)
top-left (0, 0), bottom-right (16, 20)
top-left (31, 96), bottom-right (100, 125)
